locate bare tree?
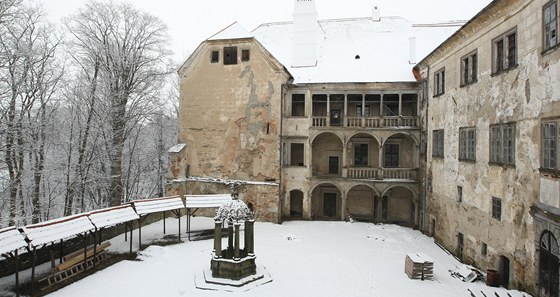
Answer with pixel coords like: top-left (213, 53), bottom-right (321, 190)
top-left (0, 2), bottom-right (62, 225)
top-left (66, 0), bottom-right (172, 206)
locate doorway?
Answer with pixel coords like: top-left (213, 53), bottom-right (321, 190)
top-left (323, 193), bottom-right (337, 218)
top-left (500, 255), bottom-right (510, 289)
top-left (540, 231), bottom-right (559, 297)
top-left (290, 190), bottom-right (304, 217)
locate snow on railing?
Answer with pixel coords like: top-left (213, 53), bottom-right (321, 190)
top-left (0, 227), bottom-right (27, 259)
top-left (87, 205), bottom-right (139, 229)
top-left (130, 196), bottom-right (186, 215)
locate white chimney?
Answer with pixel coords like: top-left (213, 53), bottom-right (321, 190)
top-left (372, 3), bottom-right (380, 21)
top-left (409, 36), bottom-right (416, 64)
top-left (292, 0), bottom-right (318, 67)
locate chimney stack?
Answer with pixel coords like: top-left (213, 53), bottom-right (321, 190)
top-left (292, 0), bottom-right (318, 67)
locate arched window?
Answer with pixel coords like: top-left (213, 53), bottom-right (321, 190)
top-left (540, 231), bottom-right (559, 297)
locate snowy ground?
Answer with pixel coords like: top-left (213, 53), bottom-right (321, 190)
top-left (1, 217), bottom-right (531, 297)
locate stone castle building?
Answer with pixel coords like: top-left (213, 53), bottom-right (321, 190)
top-left (416, 0), bottom-right (560, 295)
top-left (168, 0), bottom-right (560, 294)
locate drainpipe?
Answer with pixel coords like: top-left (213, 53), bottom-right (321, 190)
top-left (278, 83), bottom-right (286, 224)
top-left (422, 65), bottom-right (430, 232)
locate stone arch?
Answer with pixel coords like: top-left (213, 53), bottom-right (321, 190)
top-left (311, 132), bottom-right (344, 176)
top-left (382, 131), bottom-right (419, 146)
top-left (346, 184), bottom-right (379, 221)
top-left (346, 131), bottom-right (382, 147)
top-left (379, 185), bottom-right (416, 226)
top-left (310, 131), bottom-right (344, 146)
top-left (539, 230), bottom-right (559, 297)
top-left (289, 189), bottom-right (304, 218)
top-left (310, 182), bottom-right (342, 220)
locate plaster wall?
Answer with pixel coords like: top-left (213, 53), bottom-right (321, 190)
top-left (418, 0), bottom-right (560, 292)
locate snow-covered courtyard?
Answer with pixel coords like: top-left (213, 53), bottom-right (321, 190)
top-left (1, 217), bottom-right (530, 297)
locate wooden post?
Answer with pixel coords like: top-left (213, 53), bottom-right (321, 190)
top-left (31, 247), bottom-right (36, 291)
top-left (82, 234), bottom-right (88, 271)
top-left (187, 209), bottom-right (190, 241)
top-left (93, 229), bottom-right (98, 269)
top-left (214, 221), bottom-right (222, 258)
top-left (234, 223), bottom-right (240, 260)
top-left (138, 218), bottom-right (142, 251)
top-left (129, 222), bottom-right (133, 254)
top-left (163, 211), bottom-right (166, 234)
top-left (125, 221), bottom-right (128, 241)
top-left (59, 239), bottom-right (63, 264)
top-left (50, 246), bottom-right (56, 269)
top-left (15, 250), bottom-right (20, 297)
top-left (177, 209), bottom-right (181, 240)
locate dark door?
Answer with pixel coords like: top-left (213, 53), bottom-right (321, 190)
top-left (328, 156), bottom-right (339, 175)
top-left (384, 144), bottom-right (399, 167)
top-left (500, 256), bottom-right (510, 289)
top-left (323, 193), bottom-right (337, 218)
top-left (330, 109), bottom-right (341, 125)
top-left (540, 231), bottom-right (559, 297)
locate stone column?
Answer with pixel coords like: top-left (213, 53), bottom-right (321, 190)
top-left (343, 93), bottom-right (348, 127)
top-left (214, 220), bottom-right (222, 258)
top-left (361, 94), bottom-right (366, 127)
top-left (245, 220), bottom-right (255, 255)
top-left (326, 94), bottom-right (331, 126)
top-left (380, 94), bottom-right (384, 128)
top-left (227, 222), bottom-right (234, 253)
top-left (234, 223), bottom-right (241, 261)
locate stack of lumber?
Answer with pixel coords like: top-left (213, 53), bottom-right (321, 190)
top-left (405, 253), bottom-right (434, 280)
top-left (55, 241), bottom-right (111, 272)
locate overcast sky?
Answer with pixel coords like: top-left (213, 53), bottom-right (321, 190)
top-left (36, 0), bottom-right (493, 64)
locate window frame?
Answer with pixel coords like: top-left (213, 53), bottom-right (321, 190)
top-left (492, 27), bottom-right (518, 75)
top-left (492, 196), bottom-right (502, 221)
top-left (223, 46), bottom-right (238, 65)
top-left (459, 127), bottom-right (477, 162)
top-left (434, 67), bottom-right (445, 97)
top-left (241, 49), bottom-right (250, 62)
top-left (489, 123), bottom-right (516, 166)
top-left (211, 50), bottom-right (219, 63)
top-left (460, 50), bottom-right (478, 86)
top-left (432, 129), bottom-right (444, 158)
top-left (457, 186), bottom-right (463, 203)
top-left (289, 142), bottom-right (305, 167)
top-left (384, 143), bottom-right (400, 168)
top-left (353, 142), bottom-right (369, 167)
top-left (543, 1), bottom-right (558, 52)
top-left (290, 94), bottom-right (306, 117)
top-left (542, 120), bottom-right (558, 171)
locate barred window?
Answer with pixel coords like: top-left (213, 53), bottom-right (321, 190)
top-left (223, 46), bottom-right (237, 65)
top-left (461, 51), bottom-right (477, 86)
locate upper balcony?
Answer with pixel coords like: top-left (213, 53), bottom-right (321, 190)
top-left (289, 92), bottom-right (419, 129)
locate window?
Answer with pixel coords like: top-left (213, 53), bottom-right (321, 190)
top-left (481, 242), bottom-right (488, 256)
top-left (289, 143), bottom-right (304, 166)
top-left (356, 105), bottom-right (370, 117)
top-left (543, 121), bottom-right (558, 170)
top-left (459, 127), bottom-right (476, 161)
top-left (291, 94), bottom-right (305, 116)
top-left (432, 129), bottom-right (444, 158)
top-left (354, 143), bottom-right (369, 166)
top-left (328, 156), bottom-right (339, 174)
top-left (384, 144), bottom-right (399, 167)
top-left (492, 197), bottom-right (502, 220)
top-left (457, 186), bottom-right (463, 203)
top-left (458, 232), bottom-right (464, 259)
top-left (434, 68), bottom-right (445, 96)
top-left (493, 28), bottom-right (517, 74)
top-left (544, 1), bottom-right (558, 51)
top-left (211, 50), bottom-right (219, 63)
top-left (241, 49), bottom-right (250, 61)
top-left (461, 50), bottom-right (478, 86)
top-left (490, 123), bottom-right (516, 165)
top-left (223, 46), bottom-right (237, 65)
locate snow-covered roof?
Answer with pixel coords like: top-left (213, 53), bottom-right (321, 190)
top-left (252, 17), bottom-right (463, 83)
top-left (185, 194), bottom-right (232, 208)
top-left (22, 214), bottom-right (95, 247)
top-left (214, 199), bottom-right (253, 223)
top-left (130, 196), bottom-right (186, 215)
top-left (168, 143), bottom-right (186, 153)
top-left (208, 22), bottom-right (253, 41)
top-left (0, 227), bottom-right (27, 258)
top-left (87, 205), bottom-right (139, 229)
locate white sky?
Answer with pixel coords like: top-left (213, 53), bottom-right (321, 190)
top-left (36, 0), bottom-right (493, 64)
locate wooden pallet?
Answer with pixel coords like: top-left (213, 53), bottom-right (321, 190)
top-left (405, 253), bottom-right (434, 280)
